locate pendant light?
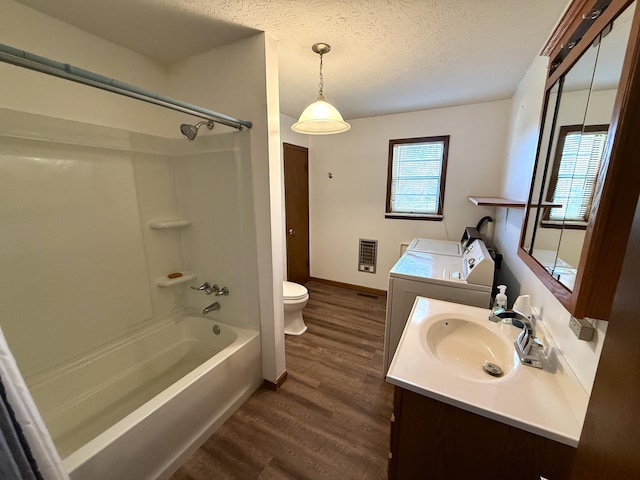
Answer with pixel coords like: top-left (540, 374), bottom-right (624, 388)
top-left (292, 43), bottom-right (351, 135)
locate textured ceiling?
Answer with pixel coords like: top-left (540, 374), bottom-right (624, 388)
top-left (14, 0), bottom-right (569, 120)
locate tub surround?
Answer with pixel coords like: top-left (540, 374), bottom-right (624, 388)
top-left (2, 0), bottom-right (283, 387)
top-left (0, 108), bottom-right (263, 478)
top-left (386, 297), bottom-right (588, 447)
top-left (0, 109), bottom-right (259, 377)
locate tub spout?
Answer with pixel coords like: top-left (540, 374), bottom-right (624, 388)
top-left (203, 302), bottom-right (220, 315)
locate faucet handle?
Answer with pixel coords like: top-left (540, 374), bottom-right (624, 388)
top-left (532, 337), bottom-right (545, 351)
top-left (215, 286), bottom-right (229, 296)
top-left (191, 282), bottom-right (220, 295)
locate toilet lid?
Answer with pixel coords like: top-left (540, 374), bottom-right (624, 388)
top-left (283, 281), bottom-right (308, 300)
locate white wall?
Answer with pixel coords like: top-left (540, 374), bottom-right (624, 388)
top-left (280, 114), bottom-right (309, 149)
top-left (0, 0), bottom-right (173, 136)
top-left (495, 57), bottom-right (607, 393)
top-left (307, 101), bottom-right (510, 290)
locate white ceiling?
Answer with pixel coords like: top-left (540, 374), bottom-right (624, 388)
top-left (14, 0), bottom-right (569, 120)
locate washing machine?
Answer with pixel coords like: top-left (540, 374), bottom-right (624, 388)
top-left (383, 238), bottom-right (495, 373)
top-left (406, 228), bottom-right (478, 256)
top-left (405, 216), bottom-right (494, 256)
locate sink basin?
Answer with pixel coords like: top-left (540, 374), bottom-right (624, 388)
top-left (386, 297), bottom-right (587, 447)
top-left (425, 317), bottom-right (516, 381)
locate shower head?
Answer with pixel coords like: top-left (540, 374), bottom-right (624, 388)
top-left (180, 120), bottom-right (214, 141)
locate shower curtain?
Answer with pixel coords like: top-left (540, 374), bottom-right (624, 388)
top-left (0, 378), bottom-right (42, 479)
top-left (0, 327), bottom-right (68, 480)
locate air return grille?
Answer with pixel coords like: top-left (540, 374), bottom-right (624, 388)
top-left (358, 239), bottom-right (378, 273)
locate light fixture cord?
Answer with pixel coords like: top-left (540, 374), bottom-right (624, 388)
top-left (317, 52), bottom-right (325, 100)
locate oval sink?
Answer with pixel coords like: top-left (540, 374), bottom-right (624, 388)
top-left (425, 317), bottom-right (516, 380)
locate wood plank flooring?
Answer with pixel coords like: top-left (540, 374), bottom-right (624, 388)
top-left (170, 281), bottom-right (394, 480)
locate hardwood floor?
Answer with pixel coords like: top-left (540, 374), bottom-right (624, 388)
top-left (171, 281), bottom-right (394, 480)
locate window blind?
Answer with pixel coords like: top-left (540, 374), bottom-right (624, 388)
top-left (549, 130), bottom-right (607, 222)
top-left (390, 141), bottom-right (445, 214)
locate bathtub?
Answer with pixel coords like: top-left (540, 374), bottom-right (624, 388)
top-left (26, 315), bottom-right (262, 480)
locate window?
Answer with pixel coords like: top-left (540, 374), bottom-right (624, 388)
top-left (386, 135), bottom-right (449, 220)
top-left (544, 125), bottom-right (608, 227)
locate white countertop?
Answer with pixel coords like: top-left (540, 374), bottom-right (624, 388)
top-left (386, 297), bottom-right (588, 447)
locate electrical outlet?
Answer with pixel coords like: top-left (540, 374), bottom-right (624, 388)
top-left (569, 317), bottom-right (595, 341)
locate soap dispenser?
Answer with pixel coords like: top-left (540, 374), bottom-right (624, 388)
top-left (494, 285), bottom-right (508, 311)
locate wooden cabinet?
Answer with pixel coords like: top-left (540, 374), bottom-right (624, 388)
top-left (388, 387), bottom-right (576, 480)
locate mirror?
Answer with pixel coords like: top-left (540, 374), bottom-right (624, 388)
top-left (521, 0), bottom-right (636, 292)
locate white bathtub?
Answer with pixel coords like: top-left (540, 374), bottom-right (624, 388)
top-left (27, 316), bottom-right (261, 480)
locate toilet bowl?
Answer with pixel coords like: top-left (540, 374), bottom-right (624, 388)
top-left (283, 280), bottom-right (309, 335)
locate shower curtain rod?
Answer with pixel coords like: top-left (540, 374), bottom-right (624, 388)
top-left (0, 43), bottom-right (252, 131)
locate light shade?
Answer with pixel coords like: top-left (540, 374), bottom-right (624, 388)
top-left (291, 98), bottom-right (351, 135)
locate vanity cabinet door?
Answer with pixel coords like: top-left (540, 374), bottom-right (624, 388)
top-left (388, 387), bottom-right (576, 480)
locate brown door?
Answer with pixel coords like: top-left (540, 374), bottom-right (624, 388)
top-left (283, 143), bottom-right (310, 284)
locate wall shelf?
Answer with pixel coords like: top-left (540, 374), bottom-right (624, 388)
top-left (468, 196), bottom-right (525, 207)
top-left (155, 272), bottom-right (196, 287)
top-left (468, 196), bottom-right (563, 208)
top-left (148, 219), bottom-right (191, 230)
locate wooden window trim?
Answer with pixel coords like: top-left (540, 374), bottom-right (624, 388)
top-left (385, 135), bottom-right (449, 221)
top-left (542, 124), bottom-right (607, 228)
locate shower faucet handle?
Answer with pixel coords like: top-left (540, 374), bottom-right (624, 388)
top-left (215, 287), bottom-right (230, 296)
top-left (191, 282), bottom-right (220, 295)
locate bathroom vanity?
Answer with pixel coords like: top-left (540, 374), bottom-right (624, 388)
top-left (386, 297), bottom-right (586, 479)
top-left (388, 387), bottom-right (575, 479)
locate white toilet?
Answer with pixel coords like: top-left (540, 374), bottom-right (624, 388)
top-left (283, 280), bottom-right (309, 335)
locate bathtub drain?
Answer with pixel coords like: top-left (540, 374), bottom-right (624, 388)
top-left (212, 325), bottom-right (221, 335)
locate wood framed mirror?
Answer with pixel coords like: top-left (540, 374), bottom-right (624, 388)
top-left (519, 0), bottom-right (640, 320)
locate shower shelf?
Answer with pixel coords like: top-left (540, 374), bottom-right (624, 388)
top-left (155, 272), bottom-right (196, 287)
top-left (148, 219), bottom-right (192, 230)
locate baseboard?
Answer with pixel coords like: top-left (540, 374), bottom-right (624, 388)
top-left (308, 277), bottom-right (387, 298)
top-left (263, 370), bottom-right (288, 391)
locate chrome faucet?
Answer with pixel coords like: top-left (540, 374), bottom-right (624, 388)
top-left (191, 282), bottom-right (230, 296)
top-left (191, 282), bottom-right (219, 295)
top-left (203, 301), bottom-right (220, 315)
top-left (488, 309), bottom-right (543, 369)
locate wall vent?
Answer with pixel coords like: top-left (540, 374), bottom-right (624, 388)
top-left (358, 239), bottom-right (378, 274)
